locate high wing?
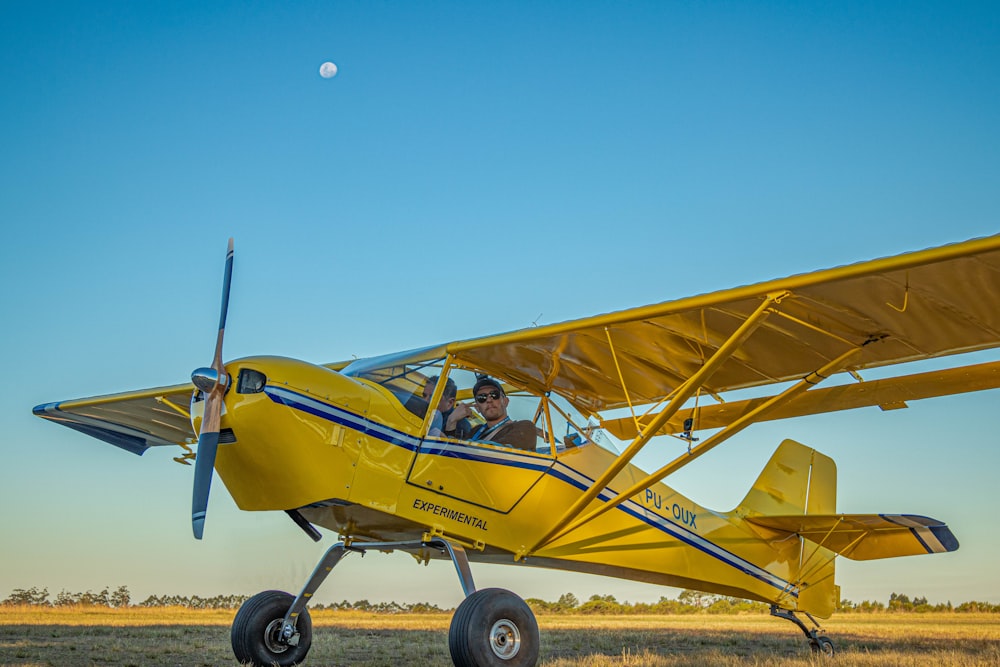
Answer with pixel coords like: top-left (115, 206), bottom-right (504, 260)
top-left (33, 384), bottom-right (196, 455)
top-left (445, 234), bottom-right (1000, 415)
top-left (32, 360), bottom-right (359, 457)
top-left (35, 236), bottom-right (1000, 460)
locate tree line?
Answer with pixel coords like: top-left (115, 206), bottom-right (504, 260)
top-left (3, 586), bottom-right (998, 614)
top-left (837, 591), bottom-right (999, 614)
top-left (0, 586), bottom-right (447, 613)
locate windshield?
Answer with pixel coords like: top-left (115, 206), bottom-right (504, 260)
top-left (350, 356), bottom-right (445, 419)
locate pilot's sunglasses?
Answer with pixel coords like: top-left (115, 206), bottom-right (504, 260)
top-left (475, 390), bottom-right (502, 403)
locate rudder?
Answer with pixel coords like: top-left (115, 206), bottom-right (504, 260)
top-left (738, 439), bottom-right (836, 517)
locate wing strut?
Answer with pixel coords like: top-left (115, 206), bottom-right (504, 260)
top-left (524, 292), bottom-right (786, 557)
top-left (604, 327), bottom-right (641, 433)
top-left (529, 345), bottom-right (865, 553)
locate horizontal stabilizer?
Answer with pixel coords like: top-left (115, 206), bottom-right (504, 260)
top-left (746, 514), bottom-right (959, 560)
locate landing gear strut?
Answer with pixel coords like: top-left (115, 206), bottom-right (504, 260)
top-left (231, 537), bottom-right (539, 667)
top-left (770, 605), bottom-right (835, 656)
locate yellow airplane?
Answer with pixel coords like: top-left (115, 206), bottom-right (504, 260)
top-left (33, 235), bottom-right (1000, 667)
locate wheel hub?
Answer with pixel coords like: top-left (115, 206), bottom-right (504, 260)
top-left (264, 619), bottom-right (290, 654)
top-left (489, 618), bottom-right (521, 660)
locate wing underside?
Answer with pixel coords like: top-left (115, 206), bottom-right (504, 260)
top-left (444, 235), bottom-right (1000, 414)
top-left (603, 359), bottom-right (1000, 439)
top-left (33, 383), bottom-right (196, 455)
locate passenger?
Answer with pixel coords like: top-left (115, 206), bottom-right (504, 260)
top-left (449, 376), bottom-right (536, 451)
top-left (422, 376), bottom-right (471, 438)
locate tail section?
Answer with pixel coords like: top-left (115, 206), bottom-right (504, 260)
top-left (734, 440), bottom-right (838, 616)
top-left (737, 439), bottom-right (958, 617)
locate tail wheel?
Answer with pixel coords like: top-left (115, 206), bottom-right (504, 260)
top-left (449, 588), bottom-right (539, 667)
top-left (231, 590), bottom-right (312, 667)
top-left (811, 635), bottom-right (835, 656)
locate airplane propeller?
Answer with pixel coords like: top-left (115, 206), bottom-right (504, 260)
top-left (190, 238), bottom-right (234, 539)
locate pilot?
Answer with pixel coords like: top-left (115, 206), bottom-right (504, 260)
top-left (451, 376), bottom-right (536, 451)
top-left (422, 376), bottom-right (471, 439)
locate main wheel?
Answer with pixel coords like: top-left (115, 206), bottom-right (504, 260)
top-left (231, 590), bottom-right (313, 667)
top-left (810, 635), bottom-right (835, 656)
top-left (448, 588), bottom-right (539, 667)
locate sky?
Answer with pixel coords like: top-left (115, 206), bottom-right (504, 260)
top-left (2, 1), bottom-right (999, 610)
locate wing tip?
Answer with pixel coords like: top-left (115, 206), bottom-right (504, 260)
top-left (32, 402), bottom-right (60, 417)
top-left (929, 524), bottom-right (960, 553)
top-left (884, 514), bottom-right (960, 554)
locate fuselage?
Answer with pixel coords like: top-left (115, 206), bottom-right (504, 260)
top-left (209, 355), bottom-right (836, 616)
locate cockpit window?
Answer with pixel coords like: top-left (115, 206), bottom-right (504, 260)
top-left (443, 369), bottom-right (609, 456)
top-left (353, 358), bottom-right (445, 419)
top-left (534, 391), bottom-right (623, 455)
top-left (349, 356), bottom-right (622, 456)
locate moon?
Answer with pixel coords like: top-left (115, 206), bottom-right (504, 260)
top-left (319, 62), bottom-right (338, 78)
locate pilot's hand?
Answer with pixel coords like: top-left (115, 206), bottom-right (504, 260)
top-left (448, 403), bottom-right (474, 427)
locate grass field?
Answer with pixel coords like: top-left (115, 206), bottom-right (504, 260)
top-left (1, 607), bottom-right (998, 666)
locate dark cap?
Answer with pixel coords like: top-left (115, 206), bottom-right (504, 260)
top-left (472, 376), bottom-right (504, 396)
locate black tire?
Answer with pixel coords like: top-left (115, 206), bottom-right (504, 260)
top-left (448, 588), bottom-right (539, 667)
top-left (231, 590), bottom-right (312, 667)
top-left (810, 635), bottom-right (835, 656)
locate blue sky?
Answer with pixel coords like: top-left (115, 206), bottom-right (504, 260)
top-left (2, 1), bottom-right (999, 608)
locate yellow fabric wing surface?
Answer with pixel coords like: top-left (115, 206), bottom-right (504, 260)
top-left (33, 383), bottom-right (196, 455)
top-left (446, 235), bottom-right (1000, 413)
top-left (602, 359), bottom-right (1000, 438)
top-left (35, 236), bottom-right (1000, 453)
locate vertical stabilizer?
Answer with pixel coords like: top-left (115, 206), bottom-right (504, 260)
top-left (739, 439), bottom-right (836, 517)
top-left (738, 439), bottom-right (839, 616)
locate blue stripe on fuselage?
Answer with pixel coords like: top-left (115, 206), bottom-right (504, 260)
top-left (266, 386), bottom-right (421, 452)
top-left (262, 385), bottom-right (796, 597)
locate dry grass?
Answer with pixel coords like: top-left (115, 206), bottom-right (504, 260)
top-left (1, 607), bottom-right (998, 666)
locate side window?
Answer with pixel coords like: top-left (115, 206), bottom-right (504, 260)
top-left (351, 358), bottom-right (621, 456)
top-left (442, 369), bottom-right (544, 451)
top-left (500, 390), bottom-right (546, 452)
top-left (529, 392), bottom-right (594, 454)
top-left (447, 370), bottom-right (599, 456)
top-left (502, 388), bottom-right (603, 455)
top-left (543, 393), bottom-right (616, 453)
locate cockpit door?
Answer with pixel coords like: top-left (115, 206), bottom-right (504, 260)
top-left (406, 438), bottom-right (554, 512)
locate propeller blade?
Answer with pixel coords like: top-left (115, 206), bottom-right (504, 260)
top-left (191, 238), bottom-right (234, 540)
top-left (191, 428), bottom-right (219, 540)
top-left (211, 237), bottom-right (235, 373)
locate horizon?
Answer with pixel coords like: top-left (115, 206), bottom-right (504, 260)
top-left (6, 584), bottom-right (998, 612)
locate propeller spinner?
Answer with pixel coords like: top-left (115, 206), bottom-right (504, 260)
top-left (191, 238), bottom-right (234, 539)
